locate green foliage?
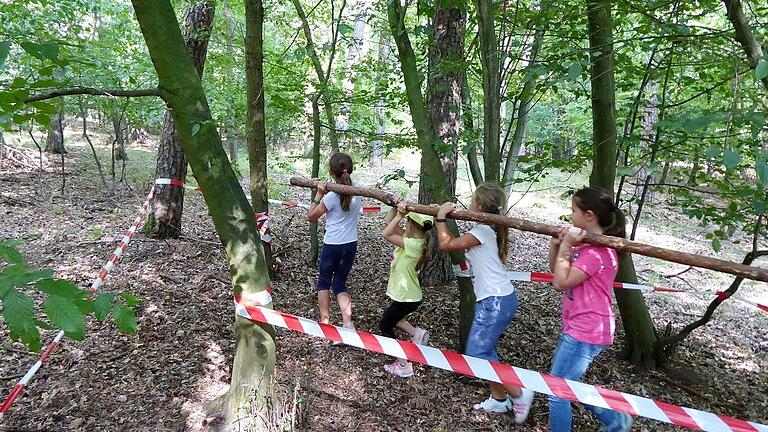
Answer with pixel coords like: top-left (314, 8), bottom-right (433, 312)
top-left (0, 240), bottom-right (140, 351)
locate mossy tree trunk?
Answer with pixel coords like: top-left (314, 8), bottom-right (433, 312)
top-left (587, 0), bottom-right (663, 368)
top-left (131, 0), bottom-right (276, 425)
top-left (387, 0), bottom-right (475, 350)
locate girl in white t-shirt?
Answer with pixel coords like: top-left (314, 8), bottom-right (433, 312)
top-left (306, 153), bottom-right (362, 331)
top-left (435, 183), bottom-right (533, 423)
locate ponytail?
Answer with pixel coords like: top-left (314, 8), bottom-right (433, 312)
top-left (328, 152), bottom-right (355, 212)
top-left (472, 183), bottom-right (510, 262)
top-left (573, 187), bottom-right (627, 238)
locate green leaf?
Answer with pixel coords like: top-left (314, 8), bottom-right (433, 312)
top-left (756, 60), bottom-right (768, 81)
top-left (43, 294), bottom-right (86, 339)
top-left (711, 237), bottom-right (721, 252)
top-left (567, 62), bottom-right (582, 80)
top-left (120, 292), bottom-right (140, 307)
top-left (756, 152), bottom-right (768, 187)
top-left (723, 149), bottom-right (741, 169)
top-left (35, 278), bottom-right (85, 299)
top-left (0, 245), bottom-right (24, 264)
top-left (616, 165), bottom-right (635, 177)
top-left (0, 41), bottom-right (10, 66)
top-left (113, 304), bottom-right (137, 333)
top-left (338, 23), bottom-right (353, 36)
top-left (2, 287), bottom-right (41, 351)
top-left (20, 41), bottom-right (59, 62)
top-left (0, 264), bottom-right (54, 289)
top-left (93, 293), bottom-right (115, 321)
top-left (191, 123), bottom-right (200, 135)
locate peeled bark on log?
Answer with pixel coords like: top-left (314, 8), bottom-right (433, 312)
top-left (290, 177), bottom-right (768, 283)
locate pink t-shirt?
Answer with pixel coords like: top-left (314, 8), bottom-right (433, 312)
top-left (562, 245), bottom-right (619, 346)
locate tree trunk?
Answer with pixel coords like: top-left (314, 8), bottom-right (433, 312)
top-left (310, 96), bottom-right (321, 266)
top-left (722, 0), bottom-right (768, 91)
top-left (461, 71), bottom-right (483, 186)
top-left (112, 115), bottom-right (128, 161)
top-left (45, 113), bottom-right (66, 154)
top-left (586, 0), bottom-right (663, 367)
top-left (418, 2), bottom-right (465, 287)
top-left (222, 0), bottom-right (238, 163)
top-left (388, 0), bottom-right (475, 350)
top-left (502, 25), bottom-right (545, 194)
top-left (131, 0), bottom-right (275, 425)
top-left (246, 0), bottom-right (273, 275)
top-left (292, 0), bottom-right (341, 153)
top-left (336, 1), bottom-right (371, 139)
top-left (370, 30), bottom-right (389, 167)
top-left (475, 0), bottom-right (501, 184)
top-left (635, 81), bottom-right (658, 202)
top-left (150, 0), bottom-right (214, 239)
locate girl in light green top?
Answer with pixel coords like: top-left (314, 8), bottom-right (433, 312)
top-left (380, 199), bottom-right (433, 378)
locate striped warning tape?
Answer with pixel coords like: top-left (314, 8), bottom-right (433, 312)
top-left (1, 185), bottom-right (157, 419)
top-left (234, 299), bottom-right (768, 432)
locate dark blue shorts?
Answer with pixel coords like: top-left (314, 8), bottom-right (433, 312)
top-left (317, 241), bottom-right (358, 295)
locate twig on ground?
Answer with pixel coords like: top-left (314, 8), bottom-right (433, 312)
top-left (0, 374), bottom-right (24, 381)
top-left (1, 346), bottom-right (38, 356)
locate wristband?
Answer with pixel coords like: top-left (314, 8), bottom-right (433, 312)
top-left (435, 218), bottom-right (447, 223)
top-left (312, 197), bottom-right (322, 204)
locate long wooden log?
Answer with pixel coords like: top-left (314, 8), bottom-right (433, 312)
top-left (290, 176), bottom-right (768, 283)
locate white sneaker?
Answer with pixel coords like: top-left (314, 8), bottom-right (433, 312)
top-left (510, 388), bottom-right (534, 424)
top-left (473, 396), bottom-right (511, 413)
top-left (411, 327), bottom-right (430, 345)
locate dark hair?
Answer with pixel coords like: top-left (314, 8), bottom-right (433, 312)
top-left (411, 221), bottom-right (433, 271)
top-left (573, 186), bottom-right (626, 238)
top-left (329, 152), bottom-right (354, 211)
top-left (473, 183), bottom-right (509, 262)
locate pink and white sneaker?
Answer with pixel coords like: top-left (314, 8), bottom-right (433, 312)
top-left (383, 360), bottom-right (414, 378)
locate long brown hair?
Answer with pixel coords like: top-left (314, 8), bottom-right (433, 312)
top-left (573, 186), bottom-right (626, 238)
top-left (410, 219), bottom-right (434, 271)
top-left (329, 152), bottom-right (354, 211)
top-left (473, 183), bottom-right (509, 262)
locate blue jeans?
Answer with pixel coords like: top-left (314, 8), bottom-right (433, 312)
top-left (465, 292), bottom-right (518, 361)
top-left (317, 242), bottom-right (357, 295)
top-left (549, 333), bottom-right (625, 431)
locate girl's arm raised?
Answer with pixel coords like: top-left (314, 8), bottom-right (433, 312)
top-left (306, 181), bottom-right (328, 222)
top-left (435, 202), bottom-right (480, 252)
top-left (552, 228), bottom-right (589, 291)
top-left (383, 201), bottom-right (408, 247)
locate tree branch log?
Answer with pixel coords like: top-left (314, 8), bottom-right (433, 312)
top-left (290, 177), bottom-right (768, 283)
top-left (25, 87), bottom-right (162, 103)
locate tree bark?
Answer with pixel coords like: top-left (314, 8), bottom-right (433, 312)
top-left (475, 0), bottom-right (501, 184)
top-left (112, 115), bottom-right (128, 161)
top-left (150, 1), bottom-right (214, 239)
top-left (131, 0), bottom-right (275, 425)
top-left (370, 30), bottom-right (389, 167)
top-left (45, 113), bottom-right (66, 154)
top-left (291, 0), bottom-right (342, 153)
top-left (587, 0), bottom-right (663, 367)
top-left (310, 96), bottom-right (321, 266)
top-left (246, 0), bottom-right (273, 275)
top-left (387, 0), bottom-right (476, 350)
top-left (722, 0), bottom-right (768, 90)
top-left (336, 1), bottom-right (372, 137)
top-left (418, 2), bottom-right (465, 287)
top-left (461, 71), bottom-right (484, 186)
top-left (222, 0), bottom-right (238, 162)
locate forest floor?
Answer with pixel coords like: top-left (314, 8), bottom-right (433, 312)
top-left (1, 134), bottom-right (767, 432)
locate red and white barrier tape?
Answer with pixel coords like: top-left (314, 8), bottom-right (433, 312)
top-left (1, 185), bottom-right (157, 419)
top-left (234, 299), bottom-right (768, 432)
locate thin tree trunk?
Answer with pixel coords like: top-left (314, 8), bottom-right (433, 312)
top-left (461, 71), bottom-right (483, 186)
top-left (291, 0), bottom-right (343, 153)
top-left (587, 0), bottom-right (663, 367)
top-left (112, 115), bottom-right (128, 161)
top-left (45, 113), bottom-right (66, 154)
top-left (722, 0), bottom-right (768, 91)
top-left (502, 26), bottom-right (544, 194)
top-left (475, 0), bottom-right (501, 184)
top-left (222, 0), bottom-right (238, 162)
top-left (150, 1), bottom-right (214, 239)
top-left (246, 0), bottom-right (273, 274)
top-left (418, 2), bottom-right (465, 287)
top-left (370, 30), bottom-right (388, 167)
top-left (310, 96), bottom-right (321, 266)
top-left (131, 0), bottom-right (275, 425)
top-left (388, 0), bottom-right (476, 350)
top-left (336, 1), bottom-right (371, 139)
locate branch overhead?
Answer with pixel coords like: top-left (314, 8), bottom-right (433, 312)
top-left (24, 87), bottom-right (162, 103)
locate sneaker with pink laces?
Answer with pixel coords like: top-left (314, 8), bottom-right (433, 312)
top-left (509, 388), bottom-right (534, 424)
top-left (411, 327), bottom-right (430, 346)
top-left (383, 360), bottom-right (414, 378)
